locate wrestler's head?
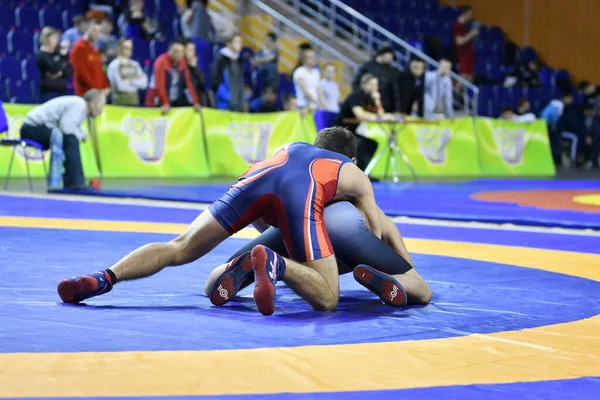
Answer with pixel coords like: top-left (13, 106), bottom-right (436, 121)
top-left (313, 127), bottom-right (357, 161)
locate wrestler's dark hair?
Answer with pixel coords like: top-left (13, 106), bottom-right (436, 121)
top-left (313, 127), bottom-right (357, 159)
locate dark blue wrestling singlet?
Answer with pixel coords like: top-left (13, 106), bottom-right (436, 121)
top-left (208, 142), bottom-right (352, 262)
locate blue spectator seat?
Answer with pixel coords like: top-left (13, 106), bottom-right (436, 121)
top-left (0, 55), bottom-right (21, 82)
top-left (150, 39), bottom-right (168, 60)
top-left (0, 5), bottom-right (17, 29)
top-left (7, 29), bottom-right (35, 59)
top-left (6, 79), bottom-right (34, 103)
top-left (39, 8), bottom-right (63, 30)
top-left (16, 7), bottom-right (41, 31)
top-left (21, 56), bottom-right (39, 83)
top-left (132, 38), bottom-right (151, 62)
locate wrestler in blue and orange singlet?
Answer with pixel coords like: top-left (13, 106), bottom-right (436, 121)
top-left (209, 142), bottom-right (352, 263)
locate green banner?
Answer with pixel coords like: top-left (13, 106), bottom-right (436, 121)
top-left (95, 106), bottom-right (209, 177)
top-left (0, 103), bottom-right (100, 180)
top-left (477, 118), bottom-right (555, 176)
top-left (202, 109), bottom-right (317, 176)
top-left (364, 117), bottom-right (481, 178)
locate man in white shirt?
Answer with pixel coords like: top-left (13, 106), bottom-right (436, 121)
top-left (292, 49), bottom-right (327, 110)
top-left (513, 98), bottom-right (536, 122)
top-left (19, 90), bottom-right (106, 190)
top-left (320, 63), bottom-right (340, 112)
top-left (424, 57), bottom-right (454, 119)
top-left (107, 38), bottom-right (149, 106)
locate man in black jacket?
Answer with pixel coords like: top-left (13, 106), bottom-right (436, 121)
top-left (352, 43), bottom-right (402, 115)
top-left (399, 58), bottom-right (425, 117)
top-left (211, 32), bottom-right (245, 112)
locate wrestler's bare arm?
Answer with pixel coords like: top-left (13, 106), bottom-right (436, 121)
top-left (379, 209), bottom-right (414, 266)
top-left (335, 163), bottom-right (383, 239)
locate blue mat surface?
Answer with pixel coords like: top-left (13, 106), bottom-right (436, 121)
top-left (2, 227), bottom-right (599, 353)
top-left (49, 179), bottom-right (600, 229)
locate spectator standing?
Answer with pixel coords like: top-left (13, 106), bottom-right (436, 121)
top-left (249, 86), bottom-right (281, 113)
top-left (399, 58), bottom-right (425, 117)
top-left (96, 19), bottom-right (118, 63)
top-left (147, 41), bottom-right (200, 114)
top-left (319, 63), bottom-right (340, 112)
top-left (335, 74), bottom-right (395, 171)
top-left (252, 32), bottom-right (279, 89)
top-left (582, 103), bottom-right (600, 168)
top-left (19, 90), bottom-right (106, 190)
top-left (61, 15), bottom-right (88, 50)
top-left (184, 40), bottom-right (213, 107)
top-left (107, 38), bottom-right (148, 106)
top-left (293, 48), bottom-right (326, 110)
top-left (70, 20), bottom-right (110, 97)
top-left (37, 27), bottom-right (73, 103)
top-left (184, 0), bottom-right (214, 42)
top-left (211, 33), bottom-right (246, 112)
top-left (540, 93), bottom-right (573, 165)
top-left (119, 0), bottom-right (157, 40)
top-left (424, 57), bottom-right (454, 119)
top-left (452, 6), bottom-right (478, 83)
top-left (352, 43), bottom-right (402, 116)
top-left (578, 81), bottom-right (599, 108)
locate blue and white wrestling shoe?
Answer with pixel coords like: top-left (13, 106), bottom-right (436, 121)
top-left (209, 252), bottom-right (253, 306)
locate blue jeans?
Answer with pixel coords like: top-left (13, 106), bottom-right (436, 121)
top-left (19, 124), bottom-right (85, 189)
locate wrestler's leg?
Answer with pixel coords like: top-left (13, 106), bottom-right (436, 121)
top-left (325, 202), bottom-right (431, 305)
top-left (204, 227), bottom-right (286, 296)
top-left (58, 210), bottom-right (230, 303)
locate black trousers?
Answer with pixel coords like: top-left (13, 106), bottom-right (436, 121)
top-left (354, 133), bottom-right (379, 171)
top-left (20, 124), bottom-right (85, 188)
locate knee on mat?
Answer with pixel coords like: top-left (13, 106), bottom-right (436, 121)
top-left (413, 281), bottom-right (432, 305)
top-left (310, 296), bottom-right (338, 312)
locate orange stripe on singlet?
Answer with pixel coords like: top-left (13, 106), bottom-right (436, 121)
top-left (303, 159), bottom-right (343, 260)
top-left (232, 149), bottom-right (289, 190)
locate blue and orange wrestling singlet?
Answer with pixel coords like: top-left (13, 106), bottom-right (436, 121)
top-left (209, 142), bottom-right (352, 262)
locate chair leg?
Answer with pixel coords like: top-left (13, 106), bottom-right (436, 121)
top-left (24, 145), bottom-right (33, 193)
top-left (43, 152), bottom-right (49, 191)
top-left (4, 146), bottom-right (16, 191)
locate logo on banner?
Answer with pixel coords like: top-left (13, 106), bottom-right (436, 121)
top-left (5, 114), bottom-right (45, 161)
top-left (228, 122), bottom-right (272, 163)
top-left (122, 116), bottom-right (168, 163)
top-left (493, 128), bottom-right (527, 165)
top-left (415, 127), bottom-right (452, 164)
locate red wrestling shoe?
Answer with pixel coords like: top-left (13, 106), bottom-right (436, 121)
top-left (353, 264), bottom-right (407, 307)
top-left (209, 252), bottom-right (253, 306)
top-left (251, 245), bottom-right (285, 316)
top-left (57, 271), bottom-right (113, 304)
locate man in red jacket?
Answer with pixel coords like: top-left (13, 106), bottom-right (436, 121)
top-left (148, 41), bottom-right (201, 115)
top-left (70, 20), bottom-right (110, 97)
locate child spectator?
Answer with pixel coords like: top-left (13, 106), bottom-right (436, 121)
top-left (319, 63), bottom-right (340, 112)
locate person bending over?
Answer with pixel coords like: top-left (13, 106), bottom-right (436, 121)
top-left (206, 201), bottom-right (432, 306)
top-left (57, 127), bottom-right (405, 315)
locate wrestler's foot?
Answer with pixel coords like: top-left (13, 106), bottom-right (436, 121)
top-left (251, 245), bottom-right (285, 316)
top-left (353, 264), bottom-right (407, 307)
top-left (57, 271), bottom-right (113, 304)
top-left (209, 251), bottom-right (253, 306)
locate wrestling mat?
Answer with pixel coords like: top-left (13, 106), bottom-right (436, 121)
top-left (1, 193), bottom-right (599, 399)
top-left (51, 179), bottom-right (600, 230)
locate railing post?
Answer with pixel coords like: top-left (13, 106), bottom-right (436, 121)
top-left (293, 0), bottom-right (300, 22)
top-left (367, 24), bottom-right (373, 55)
top-left (330, 3), bottom-right (336, 35)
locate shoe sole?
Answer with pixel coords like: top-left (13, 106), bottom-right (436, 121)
top-left (251, 246), bottom-right (276, 316)
top-left (57, 277), bottom-right (96, 304)
top-left (353, 265), bottom-right (407, 307)
top-left (210, 253), bottom-right (252, 306)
